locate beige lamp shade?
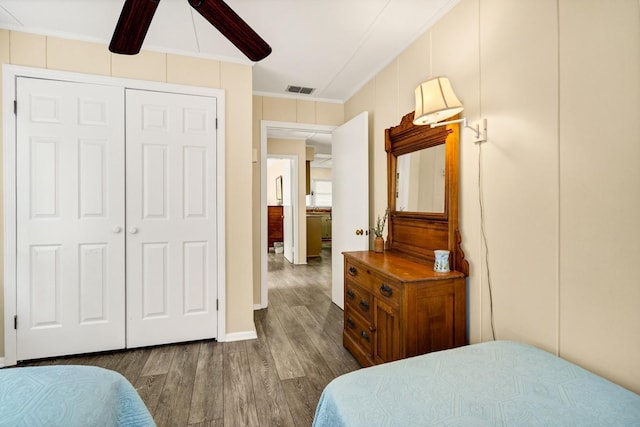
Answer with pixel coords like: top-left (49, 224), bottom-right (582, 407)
top-left (413, 77), bottom-right (464, 125)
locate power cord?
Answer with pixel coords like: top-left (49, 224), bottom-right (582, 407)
top-left (478, 142), bottom-right (496, 341)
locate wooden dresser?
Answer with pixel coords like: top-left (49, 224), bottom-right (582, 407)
top-left (343, 251), bottom-right (466, 367)
top-left (342, 111), bottom-right (469, 367)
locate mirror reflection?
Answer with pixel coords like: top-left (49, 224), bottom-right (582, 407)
top-left (396, 144), bottom-right (445, 213)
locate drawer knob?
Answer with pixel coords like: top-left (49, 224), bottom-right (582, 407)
top-left (346, 318), bottom-right (356, 329)
top-left (346, 289), bottom-right (355, 299)
top-left (361, 331), bottom-right (370, 341)
top-left (369, 325), bottom-right (377, 333)
top-left (359, 300), bottom-right (369, 311)
top-left (348, 266), bottom-right (357, 276)
top-left (379, 284), bottom-right (393, 297)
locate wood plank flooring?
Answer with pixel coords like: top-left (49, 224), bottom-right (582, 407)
top-left (21, 247), bottom-right (360, 426)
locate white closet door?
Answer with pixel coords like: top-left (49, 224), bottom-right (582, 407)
top-left (125, 89), bottom-right (218, 347)
top-left (16, 77), bottom-right (126, 360)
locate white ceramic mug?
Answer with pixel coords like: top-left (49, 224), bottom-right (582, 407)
top-left (434, 250), bottom-right (450, 272)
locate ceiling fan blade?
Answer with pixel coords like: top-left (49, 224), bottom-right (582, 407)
top-left (188, 0), bottom-right (272, 62)
top-left (109, 0), bottom-right (161, 55)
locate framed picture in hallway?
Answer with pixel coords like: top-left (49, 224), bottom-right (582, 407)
top-left (276, 175), bottom-right (283, 204)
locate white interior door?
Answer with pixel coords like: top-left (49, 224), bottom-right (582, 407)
top-left (331, 112), bottom-right (369, 309)
top-left (125, 89), bottom-right (218, 348)
top-left (282, 159), bottom-right (294, 263)
top-left (16, 77), bottom-right (126, 360)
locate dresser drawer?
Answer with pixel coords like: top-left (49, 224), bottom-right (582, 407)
top-left (372, 276), bottom-right (402, 308)
top-left (345, 259), bottom-right (375, 292)
top-left (344, 307), bottom-right (374, 355)
top-left (344, 280), bottom-right (372, 321)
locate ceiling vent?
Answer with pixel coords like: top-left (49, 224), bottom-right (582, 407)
top-left (286, 85), bottom-right (315, 95)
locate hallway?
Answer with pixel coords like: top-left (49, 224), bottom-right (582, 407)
top-left (254, 246), bottom-right (360, 425)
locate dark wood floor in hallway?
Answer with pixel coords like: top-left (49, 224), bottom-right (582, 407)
top-left (22, 247), bottom-right (360, 427)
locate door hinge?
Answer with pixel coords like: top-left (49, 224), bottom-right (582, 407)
top-left (14, 315), bottom-right (17, 330)
top-left (13, 100), bottom-right (17, 115)
top-left (215, 118), bottom-right (218, 129)
top-left (216, 299), bottom-right (219, 311)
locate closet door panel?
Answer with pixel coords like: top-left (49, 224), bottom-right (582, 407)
top-left (126, 89), bottom-right (218, 347)
top-left (184, 146), bottom-right (208, 218)
top-left (16, 77), bottom-right (126, 360)
top-left (142, 144), bottom-right (168, 218)
top-left (79, 139), bottom-right (108, 217)
top-left (142, 242), bottom-right (169, 317)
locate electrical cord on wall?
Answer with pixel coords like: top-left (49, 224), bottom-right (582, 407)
top-left (478, 142), bottom-right (496, 341)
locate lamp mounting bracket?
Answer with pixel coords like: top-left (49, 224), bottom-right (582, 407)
top-left (431, 117), bottom-right (487, 143)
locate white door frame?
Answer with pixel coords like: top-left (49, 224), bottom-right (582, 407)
top-left (259, 120), bottom-right (335, 309)
top-left (2, 65), bottom-right (227, 366)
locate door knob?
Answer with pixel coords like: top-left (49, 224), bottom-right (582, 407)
top-left (112, 226), bottom-right (122, 233)
top-left (355, 229), bottom-right (363, 235)
top-left (128, 227), bottom-right (139, 234)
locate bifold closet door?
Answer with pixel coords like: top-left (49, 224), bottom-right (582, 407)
top-left (16, 77), bottom-right (126, 360)
top-left (125, 89), bottom-right (218, 347)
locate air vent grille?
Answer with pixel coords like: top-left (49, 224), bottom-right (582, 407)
top-left (286, 85), bottom-right (315, 95)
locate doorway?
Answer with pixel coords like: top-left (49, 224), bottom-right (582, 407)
top-left (266, 156), bottom-right (297, 263)
top-left (260, 121), bottom-right (335, 308)
top-left (259, 114), bottom-right (369, 310)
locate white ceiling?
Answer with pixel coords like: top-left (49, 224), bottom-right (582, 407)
top-left (0, 0), bottom-right (458, 102)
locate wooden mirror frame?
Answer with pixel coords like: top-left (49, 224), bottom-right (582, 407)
top-left (385, 111), bottom-right (469, 276)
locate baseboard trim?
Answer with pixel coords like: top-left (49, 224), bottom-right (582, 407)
top-left (253, 303), bottom-right (266, 310)
top-left (223, 330), bottom-right (257, 342)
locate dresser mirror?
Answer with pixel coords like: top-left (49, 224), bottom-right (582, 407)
top-left (386, 111), bottom-right (468, 276)
top-left (395, 144), bottom-right (446, 213)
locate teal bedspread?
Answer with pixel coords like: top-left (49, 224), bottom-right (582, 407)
top-left (313, 341), bottom-right (640, 426)
top-left (0, 365), bottom-right (155, 426)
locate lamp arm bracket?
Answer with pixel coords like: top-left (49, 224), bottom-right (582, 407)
top-left (431, 117), bottom-right (487, 143)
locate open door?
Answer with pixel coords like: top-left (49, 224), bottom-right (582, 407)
top-left (331, 112), bottom-right (369, 309)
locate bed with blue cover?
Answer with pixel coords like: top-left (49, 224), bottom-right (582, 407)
top-left (0, 365), bottom-right (155, 426)
top-left (313, 341), bottom-right (640, 426)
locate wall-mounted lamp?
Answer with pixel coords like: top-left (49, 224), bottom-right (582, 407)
top-left (413, 76), bottom-right (487, 143)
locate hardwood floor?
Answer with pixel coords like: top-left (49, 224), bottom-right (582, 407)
top-left (22, 246), bottom-right (359, 427)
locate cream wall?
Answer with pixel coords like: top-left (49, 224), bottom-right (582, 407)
top-left (0, 31), bottom-right (256, 357)
top-left (345, 0), bottom-right (640, 393)
top-left (558, 0), bottom-right (640, 392)
top-left (252, 96), bottom-right (343, 304)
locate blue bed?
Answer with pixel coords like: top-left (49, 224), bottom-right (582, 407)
top-left (0, 365), bottom-right (155, 426)
top-left (313, 341), bottom-right (640, 426)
